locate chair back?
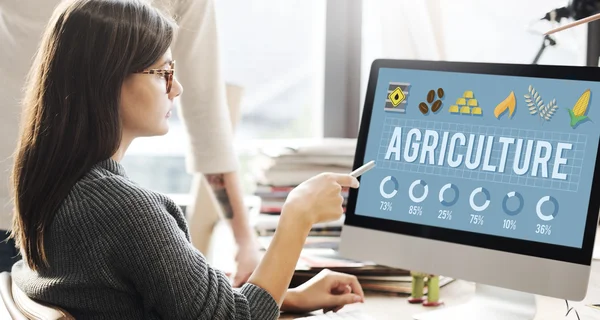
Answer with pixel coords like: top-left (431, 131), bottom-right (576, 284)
top-left (0, 271), bottom-right (75, 320)
top-left (0, 271), bottom-right (27, 319)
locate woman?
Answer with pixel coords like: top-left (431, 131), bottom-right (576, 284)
top-left (9, 0), bottom-right (364, 319)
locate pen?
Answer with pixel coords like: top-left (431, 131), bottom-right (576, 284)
top-left (544, 12), bottom-right (600, 35)
top-left (350, 160), bottom-right (376, 178)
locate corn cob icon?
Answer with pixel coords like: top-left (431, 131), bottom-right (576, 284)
top-left (568, 89), bottom-right (591, 128)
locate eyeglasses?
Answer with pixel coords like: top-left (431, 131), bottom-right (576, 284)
top-left (136, 60), bottom-right (175, 94)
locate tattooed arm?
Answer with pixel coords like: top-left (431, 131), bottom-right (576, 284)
top-left (205, 173), bottom-right (234, 219)
top-left (205, 171), bottom-right (260, 287)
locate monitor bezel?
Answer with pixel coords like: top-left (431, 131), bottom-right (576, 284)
top-left (345, 59), bottom-right (600, 266)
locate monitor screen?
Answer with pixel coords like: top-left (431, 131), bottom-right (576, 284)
top-left (349, 61), bottom-right (600, 263)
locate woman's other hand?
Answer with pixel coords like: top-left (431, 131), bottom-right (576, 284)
top-left (281, 269), bottom-right (365, 314)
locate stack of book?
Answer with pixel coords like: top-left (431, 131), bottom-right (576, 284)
top-left (251, 138), bottom-right (356, 188)
top-left (252, 214), bottom-right (345, 237)
top-left (293, 267), bottom-right (454, 296)
top-left (254, 184), bottom-right (349, 215)
top-left (249, 138), bottom-right (356, 235)
top-left (257, 236), bottom-right (454, 295)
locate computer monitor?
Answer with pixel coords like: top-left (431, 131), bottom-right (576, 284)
top-left (339, 59), bottom-right (600, 320)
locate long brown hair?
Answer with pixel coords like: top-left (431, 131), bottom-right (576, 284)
top-left (11, 0), bottom-right (176, 271)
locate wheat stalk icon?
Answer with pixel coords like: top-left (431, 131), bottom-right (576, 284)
top-left (525, 85), bottom-right (558, 123)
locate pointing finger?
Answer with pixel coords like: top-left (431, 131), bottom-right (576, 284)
top-left (328, 173), bottom-right (359, 188)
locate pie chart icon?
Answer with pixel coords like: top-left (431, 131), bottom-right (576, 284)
top-left (502, 191), bottom-right (524, 216)
top-left (469, 187), bottom-right (491, 212)
top-left (438, 183), bottom-right (459, 206)
top-left (380, 176), bottom-right (399, 199)
top-left (536, 196), bottom-right (559, 221)
top-left (408, 179), bottom-right (429, 203)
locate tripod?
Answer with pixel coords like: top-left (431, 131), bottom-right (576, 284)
top-left (535, 0), bottom-right (600, 65)
top-left (531, 35), bottom-right (557, 64)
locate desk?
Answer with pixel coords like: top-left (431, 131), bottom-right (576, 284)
top-left (208, 222), bottom-right (600, 320)
top-left (280, 262), bottom-right (600, 319)
top-left (279, 261), bottom-right (600, 319)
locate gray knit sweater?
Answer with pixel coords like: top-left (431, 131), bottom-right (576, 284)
top-left (11, 159), bottom-right (280, 319)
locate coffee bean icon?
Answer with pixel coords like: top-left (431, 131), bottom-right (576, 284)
top-left (427, 90), bottom-right (435, 104)
top-left (419, 87), bottom-right (444, 114)
top-left (431, 100), bottom-right (442, 113)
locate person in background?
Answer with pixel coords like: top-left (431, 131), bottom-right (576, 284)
top-left (0, 0), bottom-right (261, 285)
top-left (9, 0), bottom-right (365, 319)
top-left (155, 0), bottom-right (262, 287)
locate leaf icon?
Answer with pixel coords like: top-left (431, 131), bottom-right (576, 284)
top-left (526, 86), bottom-right (538, 115)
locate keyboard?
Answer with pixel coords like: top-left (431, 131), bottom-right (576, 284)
top-left (296, 310), bottom-right (376, 319)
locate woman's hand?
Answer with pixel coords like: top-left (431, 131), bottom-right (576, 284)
top-left (283, 173), bottom-right (359, 228)
top-left (245, 173), bottom-right (359, 307)
top-left (281, 269), bottom-right (365, 314)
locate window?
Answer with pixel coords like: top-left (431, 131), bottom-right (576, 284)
top-left (122, 0), bottom-right (326, 194)
top-left (359, 0), bottom-right (588, 110)
top-left (216, 0), bottom-right (326, 140)
top-left (435, 0), bottom-right (586, 65)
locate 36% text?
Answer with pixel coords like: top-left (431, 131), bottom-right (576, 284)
top-left (535, 224), bottom-right (552, 235)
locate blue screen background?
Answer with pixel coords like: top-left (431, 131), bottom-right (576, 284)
top-left (355, 67), bottom-right (600, 248)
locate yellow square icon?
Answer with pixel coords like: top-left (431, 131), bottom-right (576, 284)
top-left (389, 87), bottom-right (406, 107)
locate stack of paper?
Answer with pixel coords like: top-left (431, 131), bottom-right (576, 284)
top-left (251, 138), bottom-right (356, 188)
top-left (253, 214), bottom-right (344, 237)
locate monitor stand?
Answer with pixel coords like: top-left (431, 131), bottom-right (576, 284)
top-left (594, 227), bottom-right (600, 260)
top-left (413, 284), bottom-right (536, 320)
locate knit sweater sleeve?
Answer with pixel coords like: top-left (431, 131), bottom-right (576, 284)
top-left (86, 178), bottom-right (279, 320)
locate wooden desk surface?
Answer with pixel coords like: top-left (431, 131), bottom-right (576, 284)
top-left (207, 222), bottom-right (600, 319)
